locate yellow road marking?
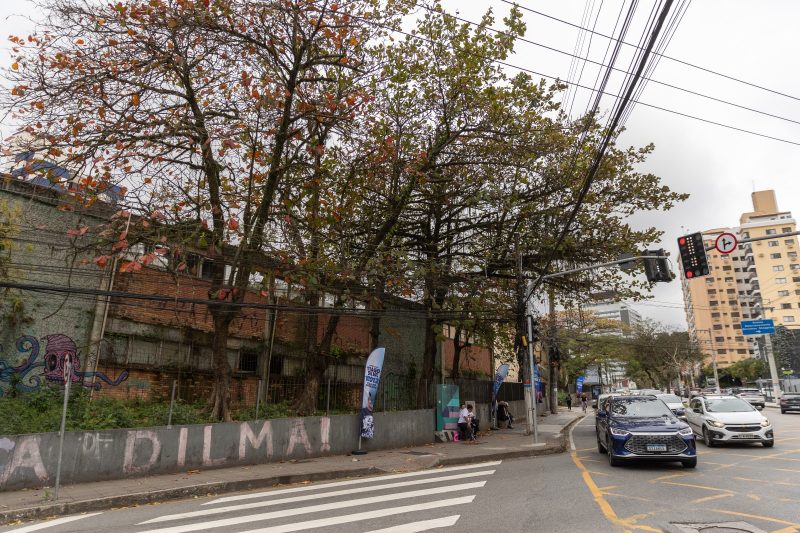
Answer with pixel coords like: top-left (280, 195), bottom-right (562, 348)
top-left (602, 491), bottom-right (658, 503)
top-left (662, 481), bottom-right (733, 493)
top-left (770, 527), bottom-right (798, 533)
top-left (581, 458), bottom-right (605, 463)
top-left (577, 447), bottom-right (597, 452)
top-left (776, 467), bottom-right (800, 473)
top-left (588, 470), bottom-right (613, 477)
top-left (708, 509), bottom-right (800, 528)
top-left (733, 476), bottom-right (796, 487)
top-left (650, 472), bottom-right (689, 482)
top-left (597, 485), bottom-right (619, 491)
top-left (693, 493), bottom-right (733, 504)
top-left (747, 494), bottom-right (762, 501)
top-left (569, 419), bottom-right (660, 532)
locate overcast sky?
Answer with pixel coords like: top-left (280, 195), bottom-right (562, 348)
top-left (3, 1), bottom-right (800, 329)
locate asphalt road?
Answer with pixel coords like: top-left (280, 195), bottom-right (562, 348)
top-left (2, 409), bottom-right (798, 533)
top-left (568, 407), bottom-right (800, 532)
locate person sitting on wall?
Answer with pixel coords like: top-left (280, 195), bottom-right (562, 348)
top-left (496, 401), bottom-right (515, 429)
top-left (457, 404), bottom-right (474, 442)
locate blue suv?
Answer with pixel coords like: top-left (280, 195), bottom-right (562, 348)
top-left (596, 395), bottom-right (697, 468)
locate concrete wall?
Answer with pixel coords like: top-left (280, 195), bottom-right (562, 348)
top-left (472, 400), bottom-right (526, 431)
top-left (0, 184), bottom-right (121, 398)
top-left (0, 408), bottom-right (434, 491)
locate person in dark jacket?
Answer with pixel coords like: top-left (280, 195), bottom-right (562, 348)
top-left (496, 401), bottom-right (514, 429)
top-left (565, 393), bottom-right (573, 411)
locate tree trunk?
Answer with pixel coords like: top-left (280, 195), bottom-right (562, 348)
top-left (369, 276), bottom-right (385, 350)
top-left (292, 310), bottom-right (342, 416)
top-left (209, 308), bottom-right (235, 421)
top-left (451, 338), bottom-right (462, 381)
top-left (417, 316), bottom-right (438, 409)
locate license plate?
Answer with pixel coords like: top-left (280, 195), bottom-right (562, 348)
top-left (736, 433), bottom-right (756, 439)
top-left (646, 444), bottom-right (667, 452)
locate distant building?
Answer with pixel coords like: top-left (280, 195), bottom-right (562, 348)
top-left (581, 298), bottom-right (642, 390)
top-left (681, 190), bottom-right (800, 369)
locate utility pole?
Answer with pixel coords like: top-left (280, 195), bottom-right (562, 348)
top-left (548, 287), bottom-right (558, 414)
top-left (516, 235), bottom-right (536, 437)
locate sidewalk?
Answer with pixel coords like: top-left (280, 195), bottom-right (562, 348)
top-left (0, 408), bottom-right (583, 525)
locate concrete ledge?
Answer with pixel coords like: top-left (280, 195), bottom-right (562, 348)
top-left (0, 423), bottom-right (578, 525)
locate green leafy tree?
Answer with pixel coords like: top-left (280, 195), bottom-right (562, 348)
top-left (3, 0), bottom-right (408, 420)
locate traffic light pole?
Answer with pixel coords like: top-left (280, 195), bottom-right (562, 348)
top-left (539, 254), bottom-right (669, 280)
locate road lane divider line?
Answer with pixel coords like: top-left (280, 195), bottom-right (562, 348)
top-left (203, 460), bottom-right (502, 505)
top-left (568, 416), bottom-right (659, 532)
top-left (733, 476), bottom-right (796, 487)
top-left (238, 498), bottom-right (474, 533)
top-left (706, 509), bottom-right (800, 529)
top-left (2, 513), bottom-right (103, 533)
top-left (143, 471), bottom-right (494, 523)
top-left (601, 492), bottom-right (657, 504)
top-left (364, 515), bottom-right (461, 533)
top-left (770, 527), bottom-right (799, 533)
top-left (596, 485), bottom-right (619, 491)
top-left (139, 482), bottom-right (486, 529)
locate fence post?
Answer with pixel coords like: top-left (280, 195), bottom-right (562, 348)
top-left (167, 379), bottom-right (177, 428)
top-left (326, 377), bottom-right (331, 416)
top-left (54, 357), bottom-right (72, 500)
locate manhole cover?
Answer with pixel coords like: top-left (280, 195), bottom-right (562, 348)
top-left (672, 522), bottom-right (767, 533)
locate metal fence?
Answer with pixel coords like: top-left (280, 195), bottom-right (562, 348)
top-left (255, 374), bottom-right (525, 414)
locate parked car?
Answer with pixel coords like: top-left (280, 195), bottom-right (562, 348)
top-left (595, 395), bottom-right (697, 468)
top-left (685, 395), bottom-right (773, 447)
top-left (656, 393), bottom-right (686, 419)
top-left (736, 388), bottom-right (766, 410)
top-left (779, 392), bottom-right (800, 414)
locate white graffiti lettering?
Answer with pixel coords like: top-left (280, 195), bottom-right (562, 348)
top-left (177, 427), bottom-right (188, 468)
top-left (320, 417), bottom-right (331, 453)
top-left (239, 421), bottom-right (274, 460)
top-left (286, 418), bottom-right (312, 456)
top-left (202, 425), bottom-right (225, 467)
top-left (0, 437), bottom-right (48, 486)
top-left (123, 430), bottom-right (161, 474)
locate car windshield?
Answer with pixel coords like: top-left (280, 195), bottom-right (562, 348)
top-left (658, 395), bottom-right (682, 404)
top-left (610, 398), bottom-right (672, 417)
top-left (704, 398), bottom-right (754, 412)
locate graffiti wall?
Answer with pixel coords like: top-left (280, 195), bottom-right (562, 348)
top-left (0, 409), bottom-right (434, 491)
top-left (0, 334), bottom-right (128, 397)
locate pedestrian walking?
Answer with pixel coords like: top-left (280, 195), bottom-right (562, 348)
top-left (580, 393), bottom-right (588, 413)
top-left (565, 394), bottom-right (572, 411)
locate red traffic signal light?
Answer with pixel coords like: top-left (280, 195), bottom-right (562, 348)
top-left (677, 232), bottom-right (709, 279)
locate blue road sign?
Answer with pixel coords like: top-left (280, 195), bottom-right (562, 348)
top-left (741, 319), bottom-right (776, 336)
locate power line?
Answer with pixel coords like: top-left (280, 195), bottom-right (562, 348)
top-left (500, 0), bottom-right (800, 104)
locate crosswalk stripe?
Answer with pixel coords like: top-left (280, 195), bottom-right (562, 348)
top-left (3, 513), bottom-right (103, 533)
top-left (139, 482), bottom-right (486, 532)
top-left (203, 461), bottom-right (503, 505)
top-left (238, 498), bottom-right (473, 533)
top-left (144, 470), bottom-right (495, 524)
top-left (364, 515), bottom-right (461, 532)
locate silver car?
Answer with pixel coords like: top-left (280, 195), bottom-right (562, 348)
top-left (685, 395), bottom-right (773, 447)
top-left (656, 393), bottom-right (686, 420)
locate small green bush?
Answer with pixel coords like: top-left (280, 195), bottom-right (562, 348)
top-left (0, 387), bottom-right (358, 436)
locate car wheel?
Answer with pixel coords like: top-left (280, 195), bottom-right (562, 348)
top-left (682, 457), bottom-right (697, 468)
top-left (607, 436), bottom-right (621, 467)
top-left (781, 409), bottom-right (786, 414)
top-left (703, 426), bottom-right (715, 447)
top-left (763, 440), bottom-right (774, 448)
top-left (597, 435), bottom-right (606, 453)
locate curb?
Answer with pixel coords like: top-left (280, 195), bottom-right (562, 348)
top-left (0, 419), bottom-right (580, 525)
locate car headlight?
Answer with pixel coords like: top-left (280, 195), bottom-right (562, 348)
top-left (610, 427), bottom-right (631, 437)
top-left (761, 418), bottom-right (771, 427)
top-left (707, 419), bottom-right (725, 428)
top-left (678, 427), bottom-right (694, 436)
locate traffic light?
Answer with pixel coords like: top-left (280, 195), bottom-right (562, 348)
top-left (677, 232), bottom-right (709, 279)
top-left (643, 248), bottom-right (673, 282)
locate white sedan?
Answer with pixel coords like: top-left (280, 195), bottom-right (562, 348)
top-left (685, 395), bottom-right (773, 447)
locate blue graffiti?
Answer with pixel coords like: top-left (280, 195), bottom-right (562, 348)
top-left (0, 334), bottom-right (128, 397)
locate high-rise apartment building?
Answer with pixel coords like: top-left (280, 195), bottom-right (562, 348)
top-left (681, 190), bottom-right (800, 368)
